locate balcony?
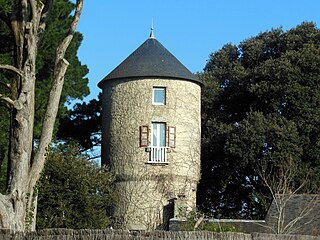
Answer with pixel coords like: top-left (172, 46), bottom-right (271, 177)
top-left (148, 147), bottom-right (169, 164)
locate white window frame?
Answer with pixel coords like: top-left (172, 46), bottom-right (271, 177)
top-left (152, 87), bottom-right (166, 105)
top-left (149, 122), bottom-right (169, 163)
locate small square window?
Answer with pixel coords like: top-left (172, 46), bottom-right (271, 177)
top-left (153, 87), bottom-right (166, 105)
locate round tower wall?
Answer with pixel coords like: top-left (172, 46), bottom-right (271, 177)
top-left (100, 77), bottom-right (201, 230)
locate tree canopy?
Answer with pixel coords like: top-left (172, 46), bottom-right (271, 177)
top-left (34, 0), bottom-right (89, 138)
top-left (0, 0), bottom-right (85, 231)
top-left (37, 145), bottom-right (114, 229)
top-left (57, 94), bottom-right (102, 158)
top-left (198, 22), bottom-right (320, 219)
top-left (0, 0), bottom-right (89, 151)
top-left (0, 0), bottom-right (89, 191)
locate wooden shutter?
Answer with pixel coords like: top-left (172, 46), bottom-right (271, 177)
top-left (168, 126), bottom-right (176, 148)
top-left (139, 125), bottom-right (149, 147)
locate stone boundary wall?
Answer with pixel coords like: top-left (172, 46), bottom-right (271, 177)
top-left (169, 218), bottom-right (267, 233)
top-left (208, 219), bottom-right (267, 234)
top-left (0, 229), bottom-right (319, 240)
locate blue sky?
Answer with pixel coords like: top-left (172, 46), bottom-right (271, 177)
top-left (76, 0), bottom-right (320, 102)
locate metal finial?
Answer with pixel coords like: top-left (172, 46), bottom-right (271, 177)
top-left (149, 18), bottom-right (155, 38)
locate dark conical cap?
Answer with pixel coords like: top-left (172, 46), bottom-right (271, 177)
top-left (98, 37), bottom-right (201, 88)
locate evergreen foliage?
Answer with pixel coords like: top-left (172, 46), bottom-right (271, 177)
top-left (36, 145), bottom-right (114, 229)
top-left (198, 22), bottom-right (320, 219)
top-left (34, 0), bottom-right (89, 138)
top-left (0, 0), bottom-right (89, 190)
top-left (57, 94), bottom-right (102, 156)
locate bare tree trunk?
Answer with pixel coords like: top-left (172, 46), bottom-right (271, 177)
top-left (0, 0), bottom-right (84, 232)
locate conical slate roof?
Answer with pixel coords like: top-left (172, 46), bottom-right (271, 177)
top-left (98, 37), bottom-right (201, 88)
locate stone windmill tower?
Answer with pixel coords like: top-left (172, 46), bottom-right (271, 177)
top-left (98, 29), bottom-right (202, 231)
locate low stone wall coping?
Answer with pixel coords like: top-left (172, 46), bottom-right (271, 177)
top-left (208, 219), bottom-right (266, 223)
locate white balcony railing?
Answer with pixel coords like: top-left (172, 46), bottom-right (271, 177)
top-left (149, 147), bottom-right (169, 163)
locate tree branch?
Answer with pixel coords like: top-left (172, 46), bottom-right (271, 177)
top-left (38, 0), bottom-right (53, 41)
top-left (28, 0), bottom-right (39, 22)
top-left (254, 222), bottom-right (276, 234)
top-left (282, 196), bottom-right (318, 234)
top-left (28, 0), bottom-right (44, 31)
top-left (0, 64), bottom-right (23, 77)
top-left (29, 0), bottom-right (84, 190)
top-left (29, 58), bottom-right (69, 187)
top-left (56, 0), bottom-right (84, 62)
top-left (0, 80), bottom-right (11, 90)
top-left (257, 156), bottom-right (317, 234)
top-left (0, 94), bottom-right (15, 106)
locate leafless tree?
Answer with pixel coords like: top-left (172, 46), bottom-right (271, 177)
top-left (257, 157), bottom-right (319, 234)
top-left (0, 0), bottom-right (84, 231)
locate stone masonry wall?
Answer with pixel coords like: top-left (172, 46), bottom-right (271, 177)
top-left (1, 229), bottom-right (319, 240)
top-left (100, 77), bottom-right (201, 231)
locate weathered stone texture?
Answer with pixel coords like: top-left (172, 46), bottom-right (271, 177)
top-left (1, 229), bottom-right (319, 240)
top-left (100, 77), bottom-right (201, 230)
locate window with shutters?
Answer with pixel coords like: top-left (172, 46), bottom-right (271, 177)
top-left (139, 123), bottom-right (176, 164)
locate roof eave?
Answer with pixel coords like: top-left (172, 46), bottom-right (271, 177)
top-left (98, 75), bottom-right (203, 89)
